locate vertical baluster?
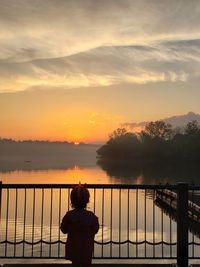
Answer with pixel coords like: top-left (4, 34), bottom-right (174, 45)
top-left (23, 188), bottom-right (27, 257)
top-left (161, 189), bottom-right (164, 258)
top-left (5, 188), bottom-right (9, 257)
top-left (192, 189), bottom-right (194, 258)
top-left (40, 188), bottom-right (44, 257)
top-left (68, 188), bottom-right (70, 211)
top-left (144, 189), bottom-right (147, 258)
top-left (110, 188), bottom-right (113, 258)
top-left (169, 190), bottom-right (172, 258)
top-left (14, 188), bottom-right (18, 257)
top-left (101, 188), bottom-right (104, 258)
top-left (49, 188), bottom-right (53, 257)
top-left (136, 189), bottom-right (138, 258)
top-left (127, 189), bottom-right (130, 258)
top-left (58, 188), bottom-right (61, 258)
top-left (119, 188), bottom-right (121, 258)
top-left (177, 183), bottom-right (188, 267)
top-left (93, 188), bottom-right (96, 257)
top-left (0, 181), bottom-right (2, 221)
top-left (93, 188), bottom-right (96, 214)
top-left (32, 188), bottom-right (35, 257)
top-left (153, 189), bottom-right (155, 258)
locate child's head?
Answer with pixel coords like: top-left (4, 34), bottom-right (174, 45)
top-left (70, 184), bottom-right (90, 209)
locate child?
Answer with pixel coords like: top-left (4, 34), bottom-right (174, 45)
top-left (61, 184), bottom-right (99, 267)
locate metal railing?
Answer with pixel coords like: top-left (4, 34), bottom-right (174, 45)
top-left (0, 182), bottom-right (200, 266)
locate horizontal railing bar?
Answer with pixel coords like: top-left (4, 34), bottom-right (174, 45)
top-left (1, 183), bottom-right (178, 189)
top-left (0, 256), bottom-right (178, 259)
top-left (0, 240), bottom-right (177, 245)
top-left (1, 264), bottom-right (177, 267)
top-left (2, 183), bottom-right (200, 190)
top-left (189, 185), bottom-right (200, 190)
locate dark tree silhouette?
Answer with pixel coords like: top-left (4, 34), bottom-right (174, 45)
top-left (141, 120), bottom-right (172, 140)
top-left (97, 120), bottom-right (200, 161)
top-left (185, 120), bottom-right (200, 135)
top-left (97, 128), bottom-right (140, 159)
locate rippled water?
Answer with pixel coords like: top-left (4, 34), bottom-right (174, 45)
top-left (0, 165), bottom-right (200, 262)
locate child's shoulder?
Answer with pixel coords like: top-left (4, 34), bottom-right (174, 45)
top-left (65, 209), bottom-right (74, 217)
top-left (84, 209), bottom-right (98, 218)
top-left (66, 209), bottom-right (98, 219)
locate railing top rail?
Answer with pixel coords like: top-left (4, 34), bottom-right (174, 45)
top-left (189, 185), bottom-right (200, 190)
top-left (2, 183), bottom-right (200, 190)
top-left (1, 183), bottom-right (179, 189)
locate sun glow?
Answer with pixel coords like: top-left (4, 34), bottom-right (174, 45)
top-left (74, 142), bottom-right (80, 145)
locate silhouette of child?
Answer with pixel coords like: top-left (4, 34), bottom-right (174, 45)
top-left (61, 184), bottom-right (99, 267)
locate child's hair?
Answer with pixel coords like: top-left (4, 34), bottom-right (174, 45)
top-left (70, 184), bottom-right (90, 209)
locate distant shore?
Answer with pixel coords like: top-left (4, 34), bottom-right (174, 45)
top-left (0, 139), bottom-right (100, 172)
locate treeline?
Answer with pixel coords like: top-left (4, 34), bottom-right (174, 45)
top-left (0, 138), bottom-right (96, 159)
top-left (0, 138), bottom-right (83, 145)
top-left (97, 120), bottom-right (200, 161)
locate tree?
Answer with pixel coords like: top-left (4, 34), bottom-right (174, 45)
top-left (109, 128), bottom-right (127, 140)
top-left (185, 120), bottom-right (200, 135)
top-left (97, 120), bottom-right (200, 161)
top-left (142, 121), bottom-right (172, 140)
top-left (97, 128), bottom-right (140, 159)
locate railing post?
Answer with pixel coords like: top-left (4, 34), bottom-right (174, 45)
top-left (177, 182), bottom-right (188, 267)
top-left (0, 181), bottom-right (2, 219)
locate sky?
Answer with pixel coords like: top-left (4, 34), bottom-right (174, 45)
top-left (1, 0), bottom-right (200, 143)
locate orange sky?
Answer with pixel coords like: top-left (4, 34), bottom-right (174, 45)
top-left (1, 1), bottom-right (200, 143)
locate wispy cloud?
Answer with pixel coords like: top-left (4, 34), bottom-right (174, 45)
top-left (1, 0), bottom-right (200, 92)
top-left (122, 112), bottom-right (200, 131)
top-left (1, 40), bottom-right (200, 92)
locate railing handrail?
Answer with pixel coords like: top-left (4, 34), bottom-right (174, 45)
top-left (2, 182), bottom-right (200, 190)
top-left (1, 183), bottom-right (179, 189)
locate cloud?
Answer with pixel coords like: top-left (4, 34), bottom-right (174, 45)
top-left (1, 1), bottom-right (200, 92)
top-left (1, 0), bottom-right (200, 62)
top-left (1, 39), bottom-right (200, 92)
top-left (122, 112), bottom-right (200, 130)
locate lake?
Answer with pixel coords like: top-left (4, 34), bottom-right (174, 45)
top-left (1, 159), bottom-right (200, 263)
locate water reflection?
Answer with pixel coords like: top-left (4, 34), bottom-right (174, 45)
top-left (1, 157), bottom-right (200, 185)
top-left (1, 159), bottom-right (200, 260)
top-left (97, 159), bottom-right (200, 184)
top-left (2, 160), bottom-right (200, 185)
top-left (0, 166), bottom-right (111, 184)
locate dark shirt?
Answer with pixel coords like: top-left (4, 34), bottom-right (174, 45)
top-left (61, 209), bottom-right (99, 263)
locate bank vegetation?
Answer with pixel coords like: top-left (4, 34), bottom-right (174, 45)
top-left (97, 120), bottom-right (200, 161)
